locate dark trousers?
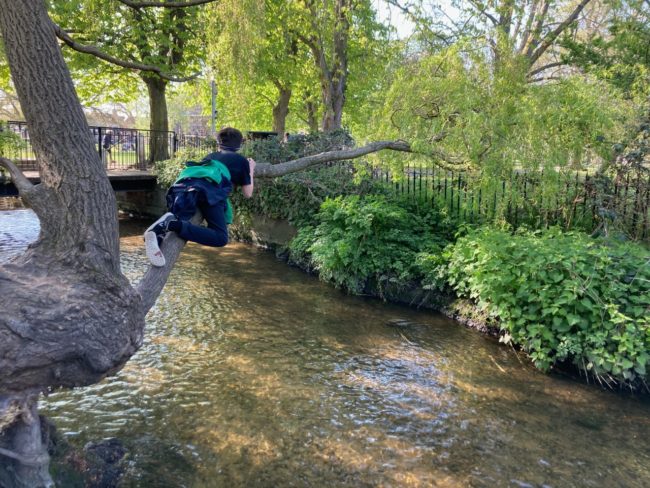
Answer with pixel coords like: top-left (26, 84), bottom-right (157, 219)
top-left (166, 178), bottom-right (231, 247)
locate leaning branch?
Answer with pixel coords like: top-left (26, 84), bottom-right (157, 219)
top-left (528, 0), bottom-right (592, 65)
top-left (254, 140), bottom-right (413, 178)
top-left (52, 22), bottom-right (199, 82)
top-left (527, 61), bottom-right (564, 78)
top-left (117, 0), bottom-right (217, 7)
top-left (0, 157), bottom-right (33, 194)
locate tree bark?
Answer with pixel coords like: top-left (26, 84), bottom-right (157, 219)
top-left (272, 86), bottom-right (292, 136)
top-left (145, 76), bottom-right (170, 163)
top-left (299, 0), bottom-right (350, 132)
top-left (305, 98), bottom-right (319, 134)
top-left (0, 2), bottom-right (144, 484)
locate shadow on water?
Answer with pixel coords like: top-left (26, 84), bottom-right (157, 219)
top-left (2, 210), bottom-right (649, 487)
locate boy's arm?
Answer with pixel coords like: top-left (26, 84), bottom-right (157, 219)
top-left (241, 158), bottom-right (255, 198)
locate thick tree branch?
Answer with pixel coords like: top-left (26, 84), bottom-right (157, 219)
top-left (521, 0), bottom-right (549, 55)
top-left (528, 0), bottom-right (592, 65)
top-left (116, 0), bottom-right (218, 7)
top-left (254, 140), bottom-right (412, 178)
top-left (52, 22), bottom-right (199, 82)
top-left (136, 213), bottom-right (202, 314)
top-left (0, 157), bottom-right (33, 194)
top-left (527, 61), bottom-right (564, 78)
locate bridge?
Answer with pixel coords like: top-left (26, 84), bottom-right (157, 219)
top-left (0, 169), bottom-right (158, 197)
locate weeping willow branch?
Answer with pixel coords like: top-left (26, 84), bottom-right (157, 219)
top-left (116, 0), bottom-right (217, 7)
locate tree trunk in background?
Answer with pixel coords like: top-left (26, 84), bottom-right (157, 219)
top-left (320, 72), bottom-right (345, 132)
top-left (0, 2), bottom-right (144, 485)
top-left (305, 98), bottom-right (319, 134)
top-left (145, 76), bottom-right (170, 163)
top-left (272, 87), bottom-right (292, 137)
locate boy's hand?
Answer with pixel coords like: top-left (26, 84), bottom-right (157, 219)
top-left (248, 158), bottom-right (256, 171)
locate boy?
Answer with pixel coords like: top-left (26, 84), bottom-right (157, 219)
top-left (144, 127), bottom-right (256, 267)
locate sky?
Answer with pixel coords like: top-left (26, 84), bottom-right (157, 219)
top-left (375, 0), bottom-right (416, 39)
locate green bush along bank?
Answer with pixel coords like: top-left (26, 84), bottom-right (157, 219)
top-left (286, 192), bottom-right (649, 390)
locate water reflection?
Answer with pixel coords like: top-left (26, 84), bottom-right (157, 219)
top-left (1, 211), bottom-right (649, 487)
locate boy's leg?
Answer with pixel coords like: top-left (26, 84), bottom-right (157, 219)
top-left (175, 200), bottom-right (228, 247)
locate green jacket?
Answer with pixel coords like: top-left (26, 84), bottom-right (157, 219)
top-left (175, 159), bottom-right (233, 224)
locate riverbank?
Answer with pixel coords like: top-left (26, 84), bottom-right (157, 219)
top-left (232, 208), bottom-right (649, 393)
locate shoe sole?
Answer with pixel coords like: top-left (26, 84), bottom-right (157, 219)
top-left (144, 231), bottom-right (165, 267)
top-left (146, 212), bottom-right (175, 234)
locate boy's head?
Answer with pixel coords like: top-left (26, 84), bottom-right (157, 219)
top-left (217, 127), bottom-right (243, 152)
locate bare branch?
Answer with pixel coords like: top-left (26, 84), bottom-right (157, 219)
top-left (0, 157), bottom-right (34, 194)
top-left (116, 0), bottom-right (218, 7)
top-left (528, 0), bottom-right (593, 65)
top-left (527, 61), bottom-right (564, 78)
top-left (467, 0), bottom-right (499, 26)
top-left (254, 140), bottom-right (412, 178)
top-left (52, 22), bottom-right (199, 82)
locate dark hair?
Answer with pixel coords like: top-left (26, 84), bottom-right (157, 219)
top-left (217, 127), bottom-right (243, 151)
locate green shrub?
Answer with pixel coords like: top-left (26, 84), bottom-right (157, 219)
top-left (290, 194), bottom-right (456, 294)
top-left (432, 227), bottom-right (650, 386)
top-left (153, 147), bottom-right (209, 187)
top-left (0, 125), bottom-right (26, 159)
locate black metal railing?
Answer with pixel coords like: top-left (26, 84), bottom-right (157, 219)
top-left (371, 164), bottom-right (650, 241)
top-left (3, 121), bottom-right (216, 172)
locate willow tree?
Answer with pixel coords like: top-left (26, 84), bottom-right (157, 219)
top-left (0, 2), bottom-right (410, 486)
top-left (206, 0), bottom-right (316, 136)
top-left (293, 0), bottom-right (390, 131)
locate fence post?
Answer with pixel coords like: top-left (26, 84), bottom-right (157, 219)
top-left (97, 127), bottom-right (103, 167)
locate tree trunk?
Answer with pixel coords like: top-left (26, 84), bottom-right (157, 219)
top-left (272, 87), bottom-right (292, 137)
top-left (0, 2), bottom-right (144, 485)
top-left (144, 76), bottom-right (170, 163)
top-left (305, 98), bottom-right (319, 134)
top-left (321, 75), bottom-right (345, 132)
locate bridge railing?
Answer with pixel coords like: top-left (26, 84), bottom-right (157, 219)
top-left (3, 121), bottom-right (215, 172)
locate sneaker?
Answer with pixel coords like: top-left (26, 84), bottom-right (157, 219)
top-left (144, 230), bottom-right (165, 267)
top-left (146, 212), bottom-right (176, 237)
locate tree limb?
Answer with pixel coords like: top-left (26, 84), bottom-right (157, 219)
top-left (527, 61), bottom-right (564, 78)
top-left (467, 0), bottom-right (499, 26)
top-left (116, 0), bottom-right (218, 7)
top-left (52, 22), bottom-right (200, 82)
top-left (136, 215), bottom-right (200, 314)
top-left (528, 0), bottom-right (592, 65)
top-left (0, 157), bottom-right (33, 194)
top-left (254, 140), bottom-right (412, 178)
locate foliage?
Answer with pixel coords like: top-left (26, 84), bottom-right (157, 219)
top-left (426, 227), bottom-right (650, 386)
top-left (205, 0), bottom-right (394, 133)
top-left (289, 194), bottom-right (456, 294)
top-left (373, 45), bottom-right (633, 173)
top-left (153, 146), bottom-right (213, 187)
top-left (0, 124), bottom-right (25, 158)
top-left (241, 129), bottom-right (354, 163)
top-left (233, 130), bottom-right (373, 226)
top-left (561, 4), bottom-right (650, 99)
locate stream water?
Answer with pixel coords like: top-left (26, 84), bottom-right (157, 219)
top-left (1, 208), bottom-right (649, 487)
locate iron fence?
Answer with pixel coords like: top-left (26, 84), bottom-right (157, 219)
top-left (372, 164), bottom-right (650, 240)
top-left (2, 121), bottom-right (215, 171)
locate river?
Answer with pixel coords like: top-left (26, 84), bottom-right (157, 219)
top-left (1, 208), bottom-right (649, 487)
